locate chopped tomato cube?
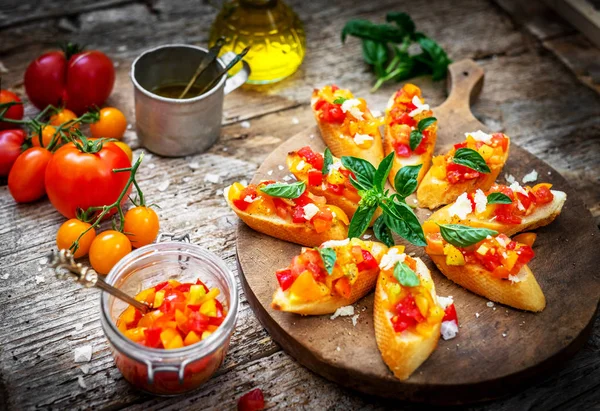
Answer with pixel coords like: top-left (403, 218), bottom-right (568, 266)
top-left (297, 146), bottom-right (324, 170)
top-left (532, 186), bottom-right (553, 205)
top-left (334, 277), bottom-right (352, 299)
top-left (442, 303), bottom-right (458, 323)
top-left (308, 170), bottom-right (323, 186)
top-left (330, 85), bottom-right (339, 92)
top-left (314, 99), bottom-right (327, 111)
top-left (237, 388), bottom-right (265, 411)
top-left (357, 249), bottom-right (378, 271)
top-left (187, 311), bottom-right (210, 334)
top-left (453, 142), bottom-right (467, 150)
top-left (326, 183), bottom-right (344, 194)
top-left (312, 218), bottom-right (332, 233)
top-left (393, 142), bottom-right (411, 158)
top-left (319, 103), bottom-right (345, 124)
top-left (144, 327), bottom-right (163, 348)
top-left (446, 162), bottom-right (480, 184)
top-left (491, 133), bottom-right (508, 151)
top-left (291, 205), bottom-right (306, 223)
top-left (293, 192), bottom-right (312, 207)
top-left (276, 268), bottom-right (297, 291)
top-left (391, 112), bottom-right (416, 128)
top-left (154, 281), bottom-right (169, 292)
top-left (391, 294), bottom-right (425, 333)
top-left (187, 304), bottom-right (201, 311)
top-left (176, 283), bottom-right (192, 293)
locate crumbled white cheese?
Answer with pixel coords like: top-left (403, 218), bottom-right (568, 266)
top-left (321, 239), bottom-right (350, 248)
top-left (328, 161), bottom-right (343, 172)
top-left (240, 120), bottom-right (251, 129)
top-left (295, 160), bottom-right (307, 171)
top-left (371, 110), bottom-right (382, 117)
top-left (352, 314), bottom-right (359, 326)
top-left (508, 269), bottom-right (528, 283)
top-left (291, 117), bottom-right (300, 125)
top-left (379, 248), bottom-right (406, 271)
top-left (362, 234), bottom-right (372, 239)
top-left (34, 275), bottom-right (45, 284)
top-left (466, 130), bottom-right (493, 144)
top-left (473, 189), bottom-right (488, 213)
top-left (437, 296), bottom-right (454, 310)
top-left (341, 99), bottom-right (364, 120)
top-left (188, 162), bottom-right (201, 170)
top-left (310, 134), bottom-right (315, 139)
top-left (441, 320), bottom-right (459, 340)
top-left (495, 235), bottom-right (508, 248)
top-left (486, 301), bottom-right (495, 308)
top-left (204, 173), bottom-right (221, 184)
top-left (505, 174), bottom-right (516, 184)
top-left (509, 181), bottom-right (528, 196)
top-left (243, 195), bottom-right (257, 203)
top-left (74, 346), bottom-right (93, 363)
top-left (79, 364), bottom-right (90, 375)
top-left (353, 133), bottom-right (373, 145)
top-left (486, 235), bottom-right (493, 240)
top-left (330, 305), bottom-right (355, 320)
top-left (278, 165), bottom-right (285, 171)
top-left (448, 193), bottom-right (473, 219)
top-left (157, 180), bottom-right (170, 192)
top-left (408, 95), bottom-right (430, 117)
top-left (302, 203), bottom-right (320, 221)
top-left (0, 61), bottom-right (8, 73)
top-left (77, 376), bottom-right (87, 389)
top-left (522, 169), bottom-right (538, 183)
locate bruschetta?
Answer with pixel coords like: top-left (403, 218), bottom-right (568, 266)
top-left (373, 246), bottom-right (445, 380)
top-left (311, 85), bottom-right (384, 166)
top-left (225, 180), bottom-right (349, 247)
top-left (383, 83), bottom-right (438, 187)
top-left (428, 182), bottom-right (566, 236)
top-left (271, 238), bottom-right (388, 315)
top-left (423, 222), bottom-right (545, 312)
top-left (417, 131), bottom-right (510, 209)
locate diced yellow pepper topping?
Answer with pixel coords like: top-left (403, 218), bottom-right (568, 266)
top-left (200, 299), bottom-right (217, 317)
top-left (478, 145), bottom-right (494, 161)
top-left (201, 331), bottom-right (213, 340)
top-left (164, 334), bottom-right (184, 350)
top-left (184, 331), bottom-right (201, 346)
top-left (188, 284), bottom-right (207, 305)
top-left (153, 290), bottom-right (165, 308)
top-left (444, 244), bottom-right (465, 266)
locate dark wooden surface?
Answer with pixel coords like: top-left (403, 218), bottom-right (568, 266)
top-left (236, 59), bottom-right (600, 404)
top-left (0, 0), bottom-right (599, 409)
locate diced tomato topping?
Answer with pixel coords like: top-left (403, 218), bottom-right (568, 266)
top-left (291, 205), bottom-right (306, 223)
top-left (318, 102), bottom-right (345, 124)
top-left (187, 304), bottom-right (200, 311)
top-left (238, 388), bottom-right (265, 411)
top-left (187, 311), bottom-right (210, 334)
top-left (442, 304), bottom-right (458, 323)
top-left (326, 183), bottom-right (344, 194)
top-left (494, 204), bottom-right (522, 224)
top-left (446, 162), bottom-right (480, 184)
top-left (294, 192), bottom-right (312, 207)
top-left (154, 281), bottom-right (169, 292)
top-left (297, 146), bottom-right (324, 170)
top-left (334, 277), bottom-right (352, 299)
top-left (307, 262), bottom-right (326, 283)
top-left (533, 186), bottom-right (553, 204)
top-left (413, 130), bottom-right (430, 154)
top-left (391, 294), bottom-right (425, 333)
top-left (314, 99), bottom-right (327, 111)
top-left (393, 142), bottom-right (411, 158)
top-left (308, 170), bottom-right (323, 186)
top-left (491, 133), bottom-right (508, 151)
top-left (233, 186), bottom-right (258, 211)
top-left (160, 289), bottom-right (187, 314)
top-left (271, 197), bottom-right (289, 220)
top-left (276, 268), bottom-right (296, 291)
top-left (176, 283), bottom-right (192, 293)
top-left (453, 142), bottom-right (467, 150)
top-left (517, 192), bottom-right (532, 211)
top-left (144, 327), bottom-right (163, 348)
top-left (330, 85), bottom-right (339, 92)
top-left (357, 249), bottom-right (378, 271)
top-left (390, 111), bottom-right (416, 128)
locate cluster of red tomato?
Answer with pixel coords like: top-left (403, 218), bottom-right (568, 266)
top-left (1, 45), bottom-right (160, 276)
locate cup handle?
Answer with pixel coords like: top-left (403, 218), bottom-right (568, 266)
top-left (220, 51), bottom-right (251, 95)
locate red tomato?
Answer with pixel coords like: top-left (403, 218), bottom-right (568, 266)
top-left (393, 142), bottom-right (411, 158)
top-left (442, 304), bottom-right (458, 323)
top-left (275, 268), bottom-right (296, 291)
top-left (307, 170), bottom-right (323, 186)
top-left (24, 47), bottom-right (115, 115)
top-left (319, 102), bottom-right (345, 123)
top-left (446, 162), bottom-right (480, 184)
top-left (391, 294), bottom-right (424, 333)
top-left (0, 90), bottom-right (24, 130)
top-left (8, 147), bottom-right (52, 203)
top-left (333, 277), bottom-right (351, 299)
top-left (0, 129), bottom-right (25, 176)
top-left (144, 327), bottom-right (163, 348)
top-left (533, 186), bottom-right (553, 205)
top-left (238, 388), bottom-right (265, 411)
top-left (326, 183), bottom-right (344, 195)
top-left (291, 205), bottom-right (306, 223)
top-left (297, 146), bottom-right (324, 170)
top-left (390, 112), bottom-right (416, 128)
top-left (44, 142), bottom-right (130, 218)
top-left (357, 250), bottom-right (378, 271)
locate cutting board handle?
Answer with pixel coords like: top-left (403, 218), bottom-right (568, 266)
top-left (437, 59), bottom-right (484, 120)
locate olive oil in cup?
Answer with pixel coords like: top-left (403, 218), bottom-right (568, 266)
top-left (151, 83), bottom-right (206, 99)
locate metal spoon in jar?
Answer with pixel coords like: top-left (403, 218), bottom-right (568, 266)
top-left (178, 37), bottom-right (226, 99)
top-left (41, 249), bottom-right (152, 314)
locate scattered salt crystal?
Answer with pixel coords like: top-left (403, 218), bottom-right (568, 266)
top-left (188, 162), bottom-right (201, 170)
top-left (0, 61), bottom-right (8, 73)
top-left (35, 275), bottom-right (45, 284)
top-left (240, 180), bottom-right (248, 186)
top-left (282, 175), bottom-right (292, 182)
top-left (522, 170), bottom-right (538, 184)
top-left (267, 170), bottom-right (273, 176)
top-left (79, 364), bottom-right (90, 374)
top-left (157, 180), bottom-right (170, 192)
top-left (1, 274), bottom-right (9, 280)
top-left (74, 323), bottom-right (83, 331)
top-left (117, 45), bottom-right (127, 52)
top-left (505, 174), bottom-right (516, 184)
top-left (493, 307), bottom-right (496, 311)
top-left (182, 176), bottom-right (191, 183)
top-left (502, 333), bottom-right (507, 337)
top-left (74, 345), bottom-right (92, 363)
top-left (475, 312), bottom-right (480, 318)
top-left (309, 134), bottom-right (315, 139)
top-left (222, 147), bottom-right (228, 152)
top-left (548, 171), bottom-right (552, 175)
top-left (240, 121), bottom-right (251, 129)
top-left (351, 314), bottom-right (359, 326)
top-left (486, 301), bottom-right (494, 308)
top-left (277, 165), bottom-right (284, 171)
top-left (77, 376), bottom-right (87, 389)
top-left (147, 163), bottom-right (155, 169)
top-left (362, 234), bottom-right (371, 239)
top-left (441, 320), bottom-right (458, 340)
top-left (127, 124), bottom-right (133, 130)
top-left (336, 346), bottom-right (341, 351)
top-left (409, 252), bottom-right (416, 257)
top-left (413, 198), bottom-right (418, 204)
top-left (330, 305), bottom-right (354, 320)
top-left (204, 173), bottom-right (221, 184)
top-left (291, 117), bottom-right (299, 124)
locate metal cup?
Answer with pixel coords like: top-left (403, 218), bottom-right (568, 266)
top-left (130, 44), bottom-right (250, 157)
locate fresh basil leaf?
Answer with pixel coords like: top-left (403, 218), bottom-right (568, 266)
top-left (438, 224), bottom-right (498, 248)
top-left (417, 117), bottom-right (436, 132)
top-left (259, 181), bottom-right (306, 199)
top-left (394, 164), bottom-right (422, 198)
top-left (333, 97), bottom-right (348, 105)
top-left (348, 203), bottom-right (378, 239)
top-left (341, 156), bottom-right (376, 190)
top-left (409, 130), bottom-right (423, 151)
top-left (373, 152), bottom-right (395, 192)
top-left (349, 175), bottom-right (370, 192)
top-left (317, 247), bottom-right (337, 275)
top-left (487, 192), bottom-right (512, 205)
top-left (362, 39), bottom-right (388, 69)
top-left (380, 201), bottom-right (426, 246)
top-left (385, 12), bottom-right (415, 35)
top-left (373, 214), bottom-right (394, 247)
top-left (416, 36), bottom-right (452, 81)
top-left (393, 261), bottom-right (420, 287)
top-left (342, 19), bottom-right (409, 44)
top-left (322, 148), bottom-right (334, 175)
top-left (453, 148), bottom-right (491, 174)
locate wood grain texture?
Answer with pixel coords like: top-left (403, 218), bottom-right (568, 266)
top-left (0, 0), bottom-right (599, 409)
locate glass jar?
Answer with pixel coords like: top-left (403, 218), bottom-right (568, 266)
top-left (100, 240), bottom-right (238, 395)
top-left (209, 0), bottom-right (306, 84)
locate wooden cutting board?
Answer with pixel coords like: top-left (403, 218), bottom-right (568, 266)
top-left (235, 60), bottom-right (600, 404)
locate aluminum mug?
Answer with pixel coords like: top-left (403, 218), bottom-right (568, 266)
top-left (130, 44), bottom-right (250, 157)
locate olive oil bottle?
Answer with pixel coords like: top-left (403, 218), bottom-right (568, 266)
top-left (209, 0), bottom-right (306, 84)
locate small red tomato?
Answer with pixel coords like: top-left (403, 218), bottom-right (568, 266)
top-left (238, 388), bottom-right (265, 411)
top-left (0, 129), bottom-right (25, 176)
top-left (8, 147), bottom-right (53, 203)
top-left (0, 90), bottom-right (24, 130)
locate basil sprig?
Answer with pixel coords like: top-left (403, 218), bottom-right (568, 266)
top-left (438, 224), bottom-right (498, 248)
top-left (333, 97), bottom-right (348, 105)
top-left (322, 148), bottom-right (334, 176)
top-left (394, 261), bottom-right (420, 287)
top-left (409, 117), bottom-right (436, 151)
top-left (342, 152), bottom-right (425, 247)
top-left (260, 181), bottom-right (306, 199)
top-left (341, 12), bottom-right (451, 91)
top-left (316, 247), bottom-right (337, 275)
top-left (487, 192), bottom-right (512, 205)
top-left (452, 148), bottom-right (491, 174)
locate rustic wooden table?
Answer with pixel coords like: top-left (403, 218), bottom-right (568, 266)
top-left (1, 0), bottom-right (599, 409)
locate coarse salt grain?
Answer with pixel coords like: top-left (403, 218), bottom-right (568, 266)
top-left (352, 314), bottom-right (359, 326)
top-left (291, 117), bottom-right (299, 124)
top-left (77, 376), bottom-right (87, 389)
top-left (74, 323), bottom-right (84, 331)
top-left (362, 234), bottom-right (372, 239)
top-left (330, 305), bottom-right (354, 320)
top-left (282, 175), bottom-right (292, 182)
top-left (188, 162), bottom-right (201, 170)
top-left (486, 301), bottom-right (494, 308)
top-left (147, 163), bottom-right (155, 169)
top-left (79, 364), bottom-right (90, 374)
top-left (157, 180), bottom-right (170, 192)
top-left (35, 275), bottom-right (45, 284)
top-left (267, 170), bottom-right (273, 176)
top-left (74, 345), bottom-right (92, 363)
top-left (0, 61), bottom-right (8, 73)
top-left (278, 165), bottom-right (285, 171)
top-left (240, 121), bottom-right (251, 129)
top-left (440, 320), bottom-right (458, 340)
top-left (475, 312), bottom-right (480, 318)
top-left (204, 173), bottom-right (221, 184)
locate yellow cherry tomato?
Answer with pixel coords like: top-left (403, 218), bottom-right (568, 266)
top-left (111, 141), bottom-right (133, 163)
top-left (31, 124), bottom-right (57, 147)
top-left (89, 230), bottom-right (132, 275)
top-left (56, 219), bottom-right (96, 258)
top-left (49, 108), bottom-right (79, 132)
top-left (123, 207), bottom-right (160, 248)
top-left (90, 107), bottom-right (127, 140)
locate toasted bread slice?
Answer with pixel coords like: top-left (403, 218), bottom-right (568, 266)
top-left (383, 84), bottom-right (437, 187)
top-left (417, 133), bottom-right (511, 209)
top-left (428, 255), bottom-right (545, 312)
top-left (271, 240), bottom-right (388, 315)
top-left (374, 257), bottom-right (442, 380)
top-left (429, 189), bottom-right (566, 237)
top-left (311, 86), bottom-right (384, 166)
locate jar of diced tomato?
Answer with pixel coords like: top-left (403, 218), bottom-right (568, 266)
top-left (100, 238), bottom-right (238, 395)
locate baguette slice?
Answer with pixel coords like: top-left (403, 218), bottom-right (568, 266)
top-left (272, 240), bottom-right (388, 315)
top-left (417, 132), bottom-right (510, 209)
top-left (374, 256), bottom-right (442, 380)
top-left (224, 182), bottom-right (348, 247)
top-left (383, 84), bottom-right (437, 187)
top-left (311, 86), bottom-right (384, 166)
top-left (429, 188), bottom-right (566, 237)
